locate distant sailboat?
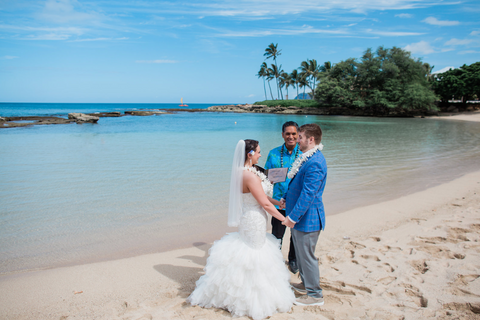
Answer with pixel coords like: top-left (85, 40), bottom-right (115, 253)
top-left (179, 98), bottom-right (188, 107)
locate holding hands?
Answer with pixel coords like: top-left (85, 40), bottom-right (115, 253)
top-left (279, 198), bottom-right (296, 228)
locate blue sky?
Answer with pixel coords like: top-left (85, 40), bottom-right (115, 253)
top-left (0, 0), bottom-right (479, 103)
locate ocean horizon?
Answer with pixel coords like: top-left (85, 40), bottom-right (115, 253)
top-left (1, 102), bottom-right (480, 274)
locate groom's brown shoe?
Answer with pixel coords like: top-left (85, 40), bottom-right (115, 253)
top-left (294, 295), bottom-right (324, 306)
top-left (290, 282), bottom-right (307, 294)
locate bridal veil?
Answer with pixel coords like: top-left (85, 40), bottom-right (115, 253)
top-left (228, 140), bottom-right (245, 227)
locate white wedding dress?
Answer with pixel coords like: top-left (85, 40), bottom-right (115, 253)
top-left (187, 180), bottom-right (295, 320)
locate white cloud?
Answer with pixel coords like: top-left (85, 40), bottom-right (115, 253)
top-left (395, 13), bottom-right (413, 18)
top-left (246, 94), bottom-right (255, 97)
top-left (422, 17), bottom-right (459, 26)
top-left (1, 56), bottom-right (19, 59)
top-left (217, 25), bottom-right (348, 37)
top-left (404, 41), bottom-right (435, 54)
top-left (135, 60), bottom-right (178, 63)
top-left (432, 66), bottom-right (454, 74)
top-left (108, 1), bottom-right (457, 19)
top-left (366, 29), bottom-right (424, 36)
top-left (23, 33), bottom-right (72, 40)
top-left (71, 37), bottom-right (128, 42)
top-left (459, 50), bottom-right (480, 54)
top-left (470, 30), bottom-right (480, 36)
top-left (38, 0), bottom-right (102, 24)
top-left (445, 38), bottom-right (474, 46)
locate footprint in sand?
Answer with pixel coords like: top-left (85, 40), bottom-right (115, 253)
top-left (360, 254), bottom-right (381, 261)
top-left (321, 281), bottom-right (356, 296)
top-left (346, 241), bottom-right (366, 250)
top-left (414, 245), bottom-right (466, 260)
top-left (382, 262), bottom-right (395, 272)
top-left (411, 218), bottom-right (427, 225)
top-left (443, 302), bottom-right (480, 316)
top-left (452, 274), bottom-right (480, 286)
top-left (409, 259), bottom-right (429, 274)
top-left (401, 283), bottom-right (428, 308)
top-left (377, 276), bottom-right (396, 285)
top-left (378, 245), bottom-right (402, 253)
top-left (469, 223), bottom-right (480, 230)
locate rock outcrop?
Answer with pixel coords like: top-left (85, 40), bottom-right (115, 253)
top-left (68, 113), bottom-right (99, 123)
top-left (87, 112), bottom-right (122, 117)
top-left (124, 111), bottom-right (169, 116)
top-left (208, 104), bottom-right (439, 117)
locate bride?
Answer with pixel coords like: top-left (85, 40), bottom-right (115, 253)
top-left (187, 139), bottom-right (295, 320)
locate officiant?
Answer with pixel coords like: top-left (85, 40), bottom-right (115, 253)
top-left (264, 121), bottom-right (302, 274)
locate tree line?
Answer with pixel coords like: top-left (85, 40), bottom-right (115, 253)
top-left (257, 43), bottom-right (329, 100)
top-left (257, 43), bottom-right (479, 113)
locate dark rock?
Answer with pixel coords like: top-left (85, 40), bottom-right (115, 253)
top-left (87, 112), bottom-right (122, 117)
top-left (68, 113), bottom-right (99, 123)
top-left (0, 116), bottom-right (76, 128)
top-left (124, 111), bottom-right (169, 116)
top-left (446, 106), bottom-right (459, 113)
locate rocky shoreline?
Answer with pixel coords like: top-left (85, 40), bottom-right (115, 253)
top-left (0, 110), bottom-right (171, 128)
top-left (1, 104), bottom-right (477, 128)
top-left (206, 104), bottom-right (441, 116)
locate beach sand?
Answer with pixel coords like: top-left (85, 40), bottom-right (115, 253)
top-left (431, 110), bottom-right (480, 122)
top-left (1, 119), bottom-right (480, 320)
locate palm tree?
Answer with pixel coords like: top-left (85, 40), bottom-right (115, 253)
top-left (264, 43), bottom-right (282, 99)
top-left (290, 69), bottom-right (299, 99)
top-left (319, 61), bottom-right (332, 73)
top-left (298, 74), bottom-right (309, 99)
top-left (266, 66), bottom-right (275, 100)
top-left (299, 59), bottom-right (320, 97)
top-left (280, 72), bottom-right (295, 100)
top-left (257, 62), bottom-right (268, 100)
top-left (422, 62), bottom-right (435, 82)
top-left (269, 63), bottom-right (284, 99)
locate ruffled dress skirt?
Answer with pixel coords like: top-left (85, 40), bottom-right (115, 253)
top-left (188, 210), bottom-right (295, 320)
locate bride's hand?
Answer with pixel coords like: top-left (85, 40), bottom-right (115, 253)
top-left (282, 218), bottom-right (295, 228)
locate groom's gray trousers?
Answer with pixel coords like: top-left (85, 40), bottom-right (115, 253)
top-left (291, 229), bottom-right (323, 298)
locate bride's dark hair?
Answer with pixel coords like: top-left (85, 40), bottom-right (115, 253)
top-left (244, 139), bottom-right (259, 161)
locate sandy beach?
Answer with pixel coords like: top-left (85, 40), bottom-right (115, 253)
top-left (431, 110), bottom-right (480, 122)
top-left (1, 118), bottom-right (480, 320)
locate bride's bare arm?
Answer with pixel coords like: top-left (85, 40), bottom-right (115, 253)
top-left (243, 172), bottom-right (286, 222)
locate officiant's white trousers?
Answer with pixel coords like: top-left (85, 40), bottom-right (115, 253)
top-left (291, 229), bottom-right (323, 298)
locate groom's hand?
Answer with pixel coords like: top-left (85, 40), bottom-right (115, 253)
top-left (282, 217), bottom-right (295, 228)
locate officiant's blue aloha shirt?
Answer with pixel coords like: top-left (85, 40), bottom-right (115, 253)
top-left (264, 143), bottom-right (302, 207)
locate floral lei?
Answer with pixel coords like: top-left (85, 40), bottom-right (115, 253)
top-left (244, 166), bottom-right (273, 197)
top-left (287, 143), bottom-right (324, 179)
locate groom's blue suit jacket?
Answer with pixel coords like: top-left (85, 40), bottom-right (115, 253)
top-left (285, 151), bottom-right (327, 232)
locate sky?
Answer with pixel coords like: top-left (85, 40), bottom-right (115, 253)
top-left (0, 0), bottom-right (479, 103)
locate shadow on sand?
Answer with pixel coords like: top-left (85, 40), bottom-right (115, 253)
top-left (153, 242), bottom-right (212, 298)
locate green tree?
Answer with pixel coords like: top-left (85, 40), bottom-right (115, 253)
top-left (290, 69), bottom-right (300, 99)
top-left (315, 46), bottom-right (437, 113)
top-left (299, 59), bottom-right (320, 97)
top-left (279, 72), bottom-right (295, 100)
top-left (264, 43), bottom-right (282, 99)
top-left (433, 62), bottom-right (480, 102)
top-left (257, 62), bottom-right (268, 100)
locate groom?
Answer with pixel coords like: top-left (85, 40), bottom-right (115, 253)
top-left (282, 123), bottom-right (327, 306)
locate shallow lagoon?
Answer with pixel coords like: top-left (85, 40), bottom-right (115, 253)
top-left (1, 103), bottom-right (480, 273)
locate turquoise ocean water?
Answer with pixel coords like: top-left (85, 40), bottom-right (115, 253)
top-left (1, 103), bottom-right (480, 274)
